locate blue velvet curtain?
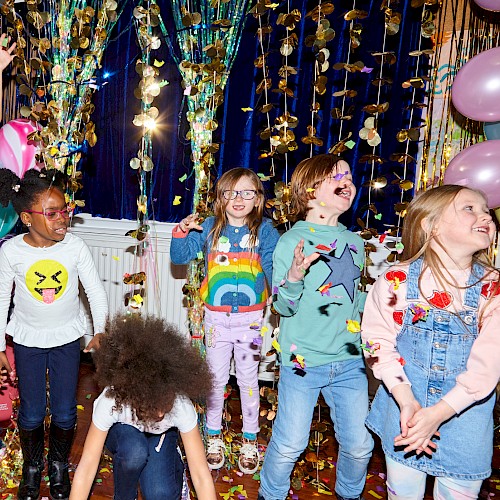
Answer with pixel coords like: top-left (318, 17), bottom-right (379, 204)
top-left (82, 0), bottom-right (428, 230)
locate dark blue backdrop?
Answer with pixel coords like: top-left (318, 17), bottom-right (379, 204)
top-left (81, 0), bottom-right (428, 230)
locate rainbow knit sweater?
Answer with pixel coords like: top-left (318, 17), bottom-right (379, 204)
top-left (170, 217), bottom-right (280, 313)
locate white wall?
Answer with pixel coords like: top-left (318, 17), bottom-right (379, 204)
top-left (70, 213), bottom-right (277, 381)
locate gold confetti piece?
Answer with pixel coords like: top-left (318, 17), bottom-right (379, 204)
top-left (99, 467), bottom-right (110, 473)
top-left (241, 107), bottom-right (253, 112)
top-left (261, 326), bottom-right (269, 334)
top-left (306, 187), bottom-right (315, 192)
top-left (346, 319), bottom-right (361, 333)
top-left (112, 255), bottom-right (120, 261)
top-left (310, 227), bottom-right (316, 232)
top-left (173, 195), bottom-right (182, 205)
top-left (153, 59), bottom-right (164, 67)
top-left (318, 488), bottom-right (333, 495)
top-left (133, 294), bottom-right (143, 304)
top-left (271, 339), bottom-right (281, 352)
top-left (77, 405), bottom-right (84, 411)
top-left (368, 491), bottom-right (383, 499)
top-left (320, 201), bottom-right (326, 206)
top-left (249, 388), bottom-right (253, 397)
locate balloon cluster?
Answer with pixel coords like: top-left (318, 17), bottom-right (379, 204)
top-left (447, 43), bottom-right (500, 209)
top-left (0, 119), bottom-right (41, 237)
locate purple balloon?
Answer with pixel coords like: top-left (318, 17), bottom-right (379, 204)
top-left (451, 47), bottom-right (500, 122)
top-left (474, 0), bottom-right (500, 11)
top-left (444, 140), bottom-right (500, 208)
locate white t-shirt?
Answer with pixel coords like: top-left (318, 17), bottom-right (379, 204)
top-left (0, 232), bottom-right (108, 350)
top-left (92, 388), bottom-right (198, 435)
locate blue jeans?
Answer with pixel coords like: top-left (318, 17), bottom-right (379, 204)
top-left (105, 423), bottom-right (183, 500)
top-left (14, 340), bottom-right (80, 430)
top-left (259, 358), bottom-right (373, 499)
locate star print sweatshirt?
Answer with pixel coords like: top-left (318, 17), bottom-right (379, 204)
top-left (273, 221), bottom-right (366, 368)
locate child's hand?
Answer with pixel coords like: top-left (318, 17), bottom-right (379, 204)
top-left (179, 213), bottom-right (202, 233)
top-left (84, 333), bottom-right (104, 352)
top-left (288, 239), bottom-right (320, 282)
top-left (0, 351), bottom-right (13, 381)
top-left (398, 399), bottom-right (438, 455)
top-left (0, 34), bottom-right (16, 71)
top-left (399, 399), bottom-right (421, 438)
top-left (394, 401), bottom-right (453, 454)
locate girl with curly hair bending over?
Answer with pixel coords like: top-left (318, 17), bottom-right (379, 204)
top-left (70, 314), bottom-right (216, 500)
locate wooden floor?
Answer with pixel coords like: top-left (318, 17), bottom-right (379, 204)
top-left (2, 357), bottom-right (500, 499)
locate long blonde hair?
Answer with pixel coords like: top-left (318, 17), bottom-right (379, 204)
top-left (400, 185), bottom-right (498, 318)
top-left (209, 167), bottom-right (265, 252)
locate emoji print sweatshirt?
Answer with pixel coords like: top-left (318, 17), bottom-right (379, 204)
top-left (272, 221), bottom-right (366, 368)
top-left (362, 263), bottom-right (500, 414)
top-left (0, 233), bottom-right (108, 350)
top-left (171, 217), bottom-right (280, 313)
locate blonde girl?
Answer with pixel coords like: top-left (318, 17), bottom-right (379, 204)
top-left (362, 185), bottom-right (500, 500)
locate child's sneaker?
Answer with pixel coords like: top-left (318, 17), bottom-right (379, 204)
top-left (238, 438), bottom-right (260, 474)
top-left (206, 434), bottom-right (226, 470)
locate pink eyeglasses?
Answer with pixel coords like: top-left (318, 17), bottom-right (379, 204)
top-left (24, 207), bottom-right (73, 221)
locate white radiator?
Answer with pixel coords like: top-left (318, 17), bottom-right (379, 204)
top-left (70, 213), bottom-right (277, 381)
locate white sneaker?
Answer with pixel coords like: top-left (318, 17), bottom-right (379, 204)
top-left (206, 435), bottom-right (226, 470)
top-left (238, 438), bottom-right (260, 474)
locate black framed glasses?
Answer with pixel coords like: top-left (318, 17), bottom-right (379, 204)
top-left (222, 190), bottom-right (258, 200)
top-left (24, 207), bottom-right (73, 221)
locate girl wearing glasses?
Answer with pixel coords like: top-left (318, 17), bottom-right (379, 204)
top-left (170, 167), bottom-right (280, 474)
top-left (0, 167), bottom-right (108, 500)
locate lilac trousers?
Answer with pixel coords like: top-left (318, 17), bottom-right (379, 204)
top-left (204, 308), bottom-right (263, 435)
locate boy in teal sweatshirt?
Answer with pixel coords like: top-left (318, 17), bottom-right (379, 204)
top-left (259, 154), bottom-right (373, 500)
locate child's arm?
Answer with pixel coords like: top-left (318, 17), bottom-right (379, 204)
top-left (76, 239), bottom-right (108, 343)
top-left (259, 220), bottom-right (281, 289)
top-left (441, 294), bottom-right (500, 413)
top-left (0, 247), bottom-right (14, 375)
top-left (69, 422), bottom-right (108, 499)
top-left (170, 216), bottom-right (209, 265)
top-left (361, 267), bottom-right (411, 390)
top-left (180, 427), bottom-right (216, 500)
top-left (272, 238), bottom-right (319, 316)
top-left (0, 34), bottom-right (16, 123)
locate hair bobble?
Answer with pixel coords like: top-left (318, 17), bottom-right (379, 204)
top-left (12, 184), bottom-right (20, 192)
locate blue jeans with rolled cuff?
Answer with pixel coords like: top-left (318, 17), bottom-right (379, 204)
top-left (259, 358), bottom-right (373, 499)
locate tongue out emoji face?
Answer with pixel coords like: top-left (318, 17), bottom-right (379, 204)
top-left (26, 260), bottom-right (68, 304)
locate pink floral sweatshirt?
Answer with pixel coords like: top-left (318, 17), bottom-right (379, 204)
top-left (361, 262), bottom-right (500, 414)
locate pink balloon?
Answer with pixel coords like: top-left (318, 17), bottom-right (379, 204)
top-left (444, 140), bottom-right (500, 208)
top-left (451, 47), bottom-right (500, 121)
top-left (0, 119), bottom-right (42, 178)
top-left (474, 0), bottom-right (500, 11)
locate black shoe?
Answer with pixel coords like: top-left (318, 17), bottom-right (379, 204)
top-left (18, 425), bottom-right (45, 500)
top-left (48, 460), bottom-right (71, 500)
top-left (48, 424), bottom-right (75, 500)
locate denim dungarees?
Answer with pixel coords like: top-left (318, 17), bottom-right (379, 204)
top-left (366, 258), bottom-right (494, 480)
